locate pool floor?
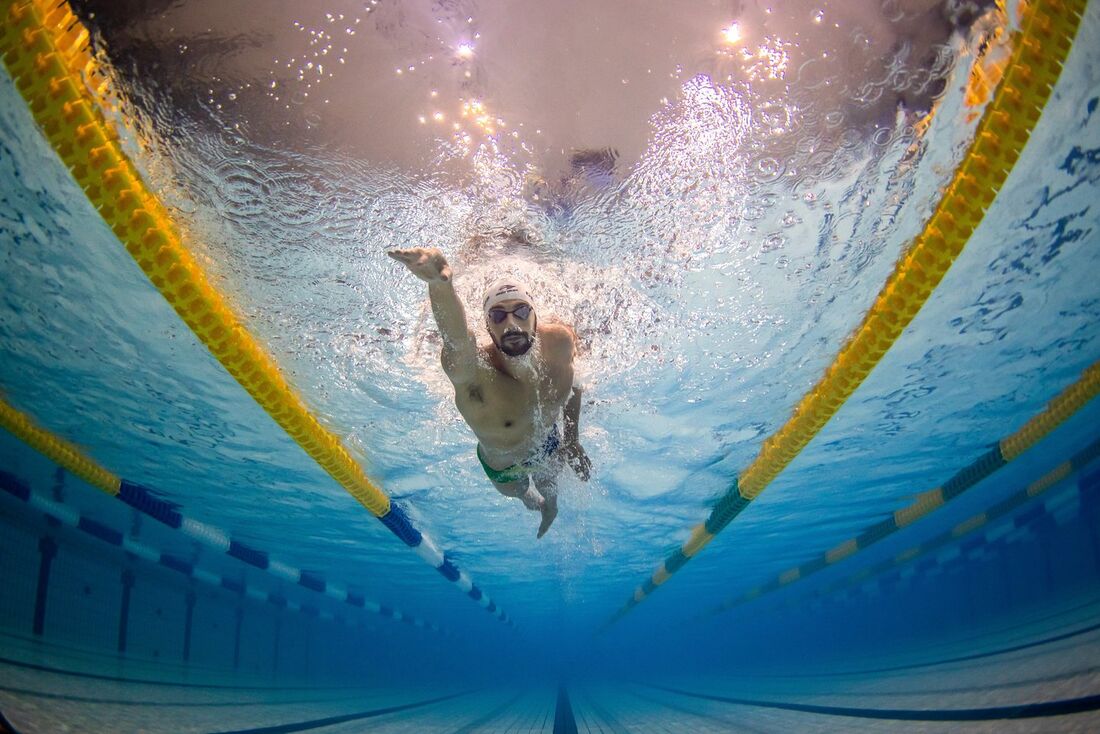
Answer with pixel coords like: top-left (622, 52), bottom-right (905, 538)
top-left (3, 590), bottom-right (1099, 733)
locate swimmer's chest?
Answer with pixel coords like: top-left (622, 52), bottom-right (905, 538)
top-left (454, 360), bottom-right (570, 433)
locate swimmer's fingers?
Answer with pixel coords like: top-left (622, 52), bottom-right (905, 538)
top-left (387, 248), bottom-right (451, 282)
top-left (385, 250), bottom-right (418, 273)
top-left (567, 443), bottom-right (592, 482)
top-left (576, 452), bottom-right (592, 482)
top-left (386, 248), bottom-right (426, 267)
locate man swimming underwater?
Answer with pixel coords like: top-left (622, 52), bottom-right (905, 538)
top-left (388, 247), bottom-right (591, 538)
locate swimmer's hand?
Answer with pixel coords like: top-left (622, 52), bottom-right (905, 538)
top-left (562, 440), bottom-right (592, 482)
top-left (386, 247), bottom-right (452, 283)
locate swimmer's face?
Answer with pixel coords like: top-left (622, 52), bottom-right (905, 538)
top-left (486, 299), bottom-right (537, 357)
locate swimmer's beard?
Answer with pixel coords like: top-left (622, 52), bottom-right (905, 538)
top-left (493, 330), bottom-right (536, 357)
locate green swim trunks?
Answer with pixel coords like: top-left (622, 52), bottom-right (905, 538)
top-left (477, 425), bottom-right (561, 484)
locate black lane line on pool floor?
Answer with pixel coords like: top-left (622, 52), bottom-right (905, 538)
top-left (0, 655), bottom-right (374, 692)
top-left (708, 595), bottom-right (1100, 682)
top-left (648, 684), bottom-right (1100, 721)
top-left (0, 682), bottom-right (373, 708)
top-left (703, 616), bottom-right (1100, 682)
top-left (553, 685), bottom-right (578, 734)
top-left (208, 689), bottom-right (473, 734)
top-left (813, 665), bottom-right (1100, 699)
top-left (0, 709), bottom-right (23, 734)
top-left (825, 618), bottom-right (1100, 676)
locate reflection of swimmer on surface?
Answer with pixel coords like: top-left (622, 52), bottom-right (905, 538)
top-left (388, 247), bottom-right (592, 538)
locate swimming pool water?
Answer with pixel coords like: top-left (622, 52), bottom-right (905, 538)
top-left (1, 1), bottom-right (1100, 731)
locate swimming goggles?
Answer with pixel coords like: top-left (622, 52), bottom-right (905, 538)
top-left (488, 304), bottom-right (533, 323)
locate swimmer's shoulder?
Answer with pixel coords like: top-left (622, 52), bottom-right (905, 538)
top-left (539, 321), bottom-right (579, 360)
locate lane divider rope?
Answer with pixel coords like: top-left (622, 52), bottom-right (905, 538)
top-left (0, 0), bottom-right (510, 625)
top-left (705, 361), bottom-right (1100, 614)
top-left (844, 456), bottom-right (1097, 601)
top-left (0, 398), bottom-right (450, 632)
top-left (602, 0), bottom-right (1086, 627)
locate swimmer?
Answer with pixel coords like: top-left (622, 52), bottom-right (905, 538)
top-left (388, 247), bottom-right (592, 538)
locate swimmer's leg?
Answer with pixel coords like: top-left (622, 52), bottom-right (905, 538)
top-left (490, 477), bottom-right (544, 512)
top-left (532, 473), bottom-right (558, 539)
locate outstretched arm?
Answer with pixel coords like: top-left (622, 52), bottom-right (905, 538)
top-left (558, 326), bottom-right (592, 481)
top-left (387, 248), bottom-right (478, 382)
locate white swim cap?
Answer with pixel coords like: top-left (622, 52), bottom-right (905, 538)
top-left (483, 278), bottom-right (534, 315)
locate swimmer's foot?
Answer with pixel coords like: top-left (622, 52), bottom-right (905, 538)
top-left (537, 495), bottom-right (558, 539)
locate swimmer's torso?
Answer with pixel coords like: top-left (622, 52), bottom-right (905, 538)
top-left (452, 326), bottom-right (574, 467)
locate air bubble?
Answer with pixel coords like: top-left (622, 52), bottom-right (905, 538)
top-left (855, 82), bottom-right (884, 104)
top-left (755, 157), bottom-right (783, 183)
top-left (763, 233), bottom-right (785, 251)
top-left (781, 212), bottom-right (802, 228)
top-left (839, 128), bottom-right (862, 149)
top-left (759, 104), bottom-right (786, 129)
top-left (796, 58), bottom-right (830, 89)
top-left (889, 69), bottom-right (911, 91)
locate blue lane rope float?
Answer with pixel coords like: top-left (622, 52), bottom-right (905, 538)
top-left (0, 0), bottom-right (512, 626)
top-left (0, 469), bottom-right (446, 631)
top-left (602, 0), bottom-right (1086, 627)
top-left (705, 361), bottom-right (1100, 616)
top-left (0, 467), bottom-right (446, 633)
top-left (0, 397), bottom-right (453, 633)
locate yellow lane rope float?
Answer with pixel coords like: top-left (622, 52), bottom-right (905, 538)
top-left (0, 0), bottom-right (512, 624)
top-left (0, 0), bottom-right (386, 512)
top-left (603, 0), bottom-right (1086, 627)
top-left (0, 397), bottom-right (120, 495)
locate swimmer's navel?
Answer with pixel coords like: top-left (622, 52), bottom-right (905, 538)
top-left (504, 421), bottom-right (513, 428)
